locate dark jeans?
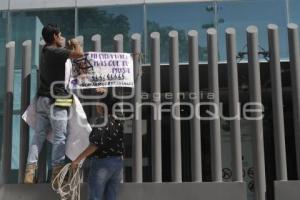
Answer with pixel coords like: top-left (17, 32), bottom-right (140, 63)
top-left (88, 156), bottom-right (123, 200)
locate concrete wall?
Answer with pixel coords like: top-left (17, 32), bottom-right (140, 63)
top-left (0, 182), bottom-right (247, 200)
top-left (275, 181), bottom-right (300, 200)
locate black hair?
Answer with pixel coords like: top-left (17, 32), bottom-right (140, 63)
top-left (42, 24), bottom-right (60, 44)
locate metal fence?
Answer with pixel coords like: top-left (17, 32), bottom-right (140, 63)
top-left (1, 23), bottom-right (300, 200)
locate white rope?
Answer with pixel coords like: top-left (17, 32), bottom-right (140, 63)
top-left (51, 163), bottom-right (83, 200)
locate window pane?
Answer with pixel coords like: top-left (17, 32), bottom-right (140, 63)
top-left (11, 9), bottom-right (75, 68)
top-left (146, 2), bottom-right (215, 63)
top-left (0, 10), bottom-right (8, 169)
top-left (289, 0), bottom-right (300, 23)
top-left (217, 0), bottom-right (288, 61)
top-left (78, 5), bottom-right (144, 53)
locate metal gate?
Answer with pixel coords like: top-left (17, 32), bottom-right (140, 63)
top-left (1, 23), bottom-right (300, 200)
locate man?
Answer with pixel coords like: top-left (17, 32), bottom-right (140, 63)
top-left (24, 24), bottom-right (84, 183)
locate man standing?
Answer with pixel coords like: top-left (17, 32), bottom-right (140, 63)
top-left (24, 24), bottom-right (84, 183)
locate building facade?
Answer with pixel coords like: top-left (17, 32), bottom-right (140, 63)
top-left (0, 1), bottom-right (300, 200)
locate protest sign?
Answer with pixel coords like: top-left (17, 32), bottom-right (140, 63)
top-left (66, 52), bottom-right (134, 89)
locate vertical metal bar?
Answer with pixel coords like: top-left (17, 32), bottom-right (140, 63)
top-left (37, 40), bottom-right (45, 86)
top-left (92, 34), bottom-right (101, 52)
top-left (6, 11), bottom-right (12, 42)
top-left (114, 34), bottom-right (124, 52)
top-left (225, 28), bottom-right (243, 182)
top-left (132, 33), bottom-right (143, 183)
top-left (150, 32), bottom-right (162, 182)
top-left (37, 40), bottom-right (47, 183)
top-left (169, 30), bottom-right (182, 183)
top-left (247, 26), bottom-right (266, 200)
top-left (113, 34), bottom-right (125, 182)
top-left (143, 4), bottom-right (148, 64)
top-left (90, 34), bottom-right (102, 120)
top-left (19, 40), bottom-right (32, 183)
top-left (285, 0), bottom-right (290, 24)
top-left (1, 41), bottom-right (15, 183)
top-left (268, 24), bottom-right (288, 181)
top-left (188, 30), bottom-right (202, 182)
top-left (74, 5), bottom-right (78, 37)
top-left (288, 23), bottom-right (300, 179)
top-left (113, 34), bottom-right (124, 102)
top-left (207, 28), bottom-right (222, 182)
top-left (76, 35), bottom-right (90, 118)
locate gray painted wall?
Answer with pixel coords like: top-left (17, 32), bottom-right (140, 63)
top-left (0, 182), bottom-right (247, 200)
top-left (275, 181), bottom-right (300, 200)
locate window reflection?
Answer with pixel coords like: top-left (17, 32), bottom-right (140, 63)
top-left (217, 0), bottom-right (288, 61)
top-left (289, 0), bottom-right (300, 24)
top-left (0, 10), bottom-right (7, 170)
top-left (11, 10), bottom-right (75, 68)
top-left (78, 6), bottom-right (143, 53)
top-left (146, 3), bottom-right (214, 63)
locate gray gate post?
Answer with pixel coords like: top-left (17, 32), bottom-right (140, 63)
top-left (1, 41), bottom-right (15, 183)
top-left (287, 23), bottom-right (300, 179)
top-left (113, 34), bottom-right (125, 182)
top-left (188, 30), bottom-right (202, 182)
top-left (247, 26), bottom-right (266, 200)
top-left (92, 34), bottom-right (101, 52)
top-left (19, 40), bottom-right (32, 183)
top-left (268, 24), bottom-right (287, 181)
top-left (150, 32), bottom-right (162, 183)
top-left (132, 33), bottom-right (143, 183)
top-left (114, 34), bottom-right (124, 52)
top-left (207, 28), bottom-right (222, 182)
top-left (169, 30), bottom-right (182, 183)
top-left (225, 28), bottom-right (243, 182)
top-left (37, 40), bottom-right (48, 183)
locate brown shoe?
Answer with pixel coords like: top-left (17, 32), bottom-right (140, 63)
top-left (24, 163), bottom-right (37, 184)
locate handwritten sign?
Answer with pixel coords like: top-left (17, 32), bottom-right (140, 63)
top-left (67, 52), bottom-right (134, 89)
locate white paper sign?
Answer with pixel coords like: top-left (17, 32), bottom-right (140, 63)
top-left (67, 52), bottom-right (134, 89)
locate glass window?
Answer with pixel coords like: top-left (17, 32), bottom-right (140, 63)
top-left (217, 0), bottom-right (288, 61)
top-left (11, 9), bottom-right (75, 68)
top-left (78, 5), bottom-right (144, 53)
top-left (146, 2), bottom-right (215, 63)
top-left (289, 0), bottom-right (300, 23)
top-left (0, 10), bottom-right (7, 168)
top-left (0, 11), bottom-right (7, 67)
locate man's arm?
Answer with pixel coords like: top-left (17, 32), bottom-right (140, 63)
top-left (71, 144), bottom-right (98, 168)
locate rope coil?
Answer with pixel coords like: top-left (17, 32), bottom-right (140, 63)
top-left (51, 163), bottom-right (82, 200)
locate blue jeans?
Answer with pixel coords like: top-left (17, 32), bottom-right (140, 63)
top-left (27, 96), bottom-right (68, 167)
top-left (88, 157), bottom-right (123, 200)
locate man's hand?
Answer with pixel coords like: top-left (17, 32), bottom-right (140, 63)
top-left (69, 39), bottom-right (84, 59)
top-left (71, 159), bottom-right (80, 169)
top-left (96, 87), bottom-right (107, 94)
top-left (70, 145), bottom-right (98, 169)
